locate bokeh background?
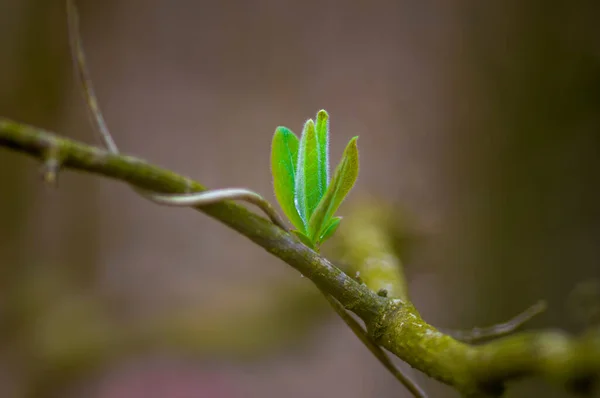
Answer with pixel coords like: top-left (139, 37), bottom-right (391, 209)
top-left (1, 1), bottom-right (600, 397)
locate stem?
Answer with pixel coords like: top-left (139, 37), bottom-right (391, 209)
top-left (445, 300), bottom-right (547, 343)
top-left (0, 118), bottom-right (386, 323)
top-left (145, 189), bottom-right (289, 232)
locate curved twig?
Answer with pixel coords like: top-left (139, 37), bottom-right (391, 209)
top-left (445, 300), bottom-right (547, 343)
top-left (146, 188), bottom-right (289, 231)
top-left (65, 0), bottom-right (288, 232)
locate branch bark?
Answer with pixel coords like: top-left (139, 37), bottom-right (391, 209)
top-left (336, 201), bottom-right (600, 397)
top-left (0, 117), bottom-right (386, 324)
top-left (2, 117), bottom-right (599, 397)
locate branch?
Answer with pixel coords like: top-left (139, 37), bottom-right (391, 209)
top-left (0, 117), bottom-right (386, 323)
top-left (337, 201), bottom-right (409, 300)
top-left (2, 119), bottom-right (600, 397)
top-left (336, 202), bottom-right (600, 397)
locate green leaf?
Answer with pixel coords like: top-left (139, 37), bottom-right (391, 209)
top-left (318, 216), bottom-right (341, 244)
top-left (294, 119), bottom-right (322, 230)
top-left (315, 109), bottom-right (330, 194)
top-left (291, 230), bottom-right (315, 250)
top-left (308, 136), bottom-right (359, 241)
top-left (271, 126), bottom-right (304, 231)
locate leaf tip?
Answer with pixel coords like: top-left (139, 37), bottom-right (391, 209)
top-left (316, 109), bottom-right (329, 123)
top-left (273, 126), bottom-right (293, 137)
top-left (346, 136), bottom-right (359, 155)
top-left (303, 118), bottom-right (316, 132)
top-left (345, 136), bottom-right (359, 156)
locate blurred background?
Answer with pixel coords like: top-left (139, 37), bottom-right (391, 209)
top-left (1, 0), bottom-right (599, 397)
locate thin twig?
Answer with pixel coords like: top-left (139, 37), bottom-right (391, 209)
top-left (324, 294), bottom-right (427, 397)
top-left (148, 188), bottom-right (289, 231)
top-left (65, 0), bottom-right (289, 231)
top-left (66, 0), bottom-right (117, 154)
top-left (445, 300), bottom-right (547, 343)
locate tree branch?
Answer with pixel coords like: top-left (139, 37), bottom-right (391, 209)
top-left (2, 118), bottom-right (599, 397)
top-left (0, 117), bottom-right (386, 323)
top-left (337, 202), bottom-right (409, 300)
top-left (336, 202), bottom-right (600, 397)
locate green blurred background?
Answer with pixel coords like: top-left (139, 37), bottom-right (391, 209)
top-left (1, 0), bottom-right (599, 397)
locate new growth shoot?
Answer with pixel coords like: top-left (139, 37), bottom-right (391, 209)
top-left (271, 110), bottom-right (359, 250)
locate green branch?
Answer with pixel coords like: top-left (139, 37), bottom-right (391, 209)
top-left (337, 202), bottom-right (409, 300)
top-left (335, 202), bottom-right (600, 397)
top-left (0, 117), bottom-right (385, 322)
top-left (2, 118), bottom-right (599, 397)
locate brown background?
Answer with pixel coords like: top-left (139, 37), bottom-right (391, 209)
top-left (1, 1), bottom-right (599, 397)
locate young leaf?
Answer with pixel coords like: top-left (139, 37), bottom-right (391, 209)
top-left (271, 127), bottom-right (304, 231)
top-left (294, 119), bottom-right (322, 229)
top-left (318, 216), bottom-right (342, 244)
top-left (315, 109), bottom-right (330, 194)
top-left (308, 136), bottom-right (359, 241)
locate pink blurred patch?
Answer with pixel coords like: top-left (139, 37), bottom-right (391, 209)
top-left (89, 360), bottom-right (239, 398)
